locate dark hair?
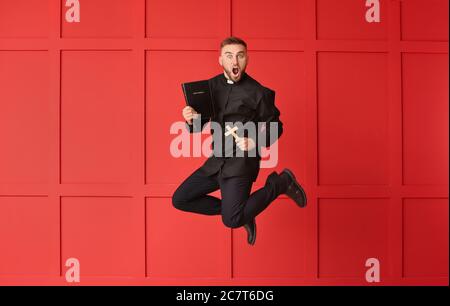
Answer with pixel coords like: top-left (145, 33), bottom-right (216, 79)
top-left (220, 37), bottom-right (247, 50)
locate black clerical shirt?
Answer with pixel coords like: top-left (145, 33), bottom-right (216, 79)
top-left (186, 72), bottom-right (283, 182)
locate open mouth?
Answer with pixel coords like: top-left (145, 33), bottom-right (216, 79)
top-left (232, 67), bottom-right (240, 76)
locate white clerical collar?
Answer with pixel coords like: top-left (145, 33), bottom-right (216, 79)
top-left (223, 72), bottom-right (235, 84)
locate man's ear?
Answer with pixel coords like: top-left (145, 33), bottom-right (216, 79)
top-left (218, 55), bottom-right (223, 67)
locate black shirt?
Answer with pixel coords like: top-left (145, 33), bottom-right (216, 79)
top-left (186, 72), bottom-right (283, 182)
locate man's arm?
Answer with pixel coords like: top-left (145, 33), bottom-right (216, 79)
top-left (254, 88), bottom-right (283, 148)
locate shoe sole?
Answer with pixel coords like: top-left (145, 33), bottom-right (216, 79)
top-left (244, 222), bottom-right (257, 246)
top-left (249, 222), bottom-right (256, 246)
top-left (282, 168), bottom-right (307, 208)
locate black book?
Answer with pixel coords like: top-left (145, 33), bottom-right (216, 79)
top-left (181, 79), bottom-right (215, 121)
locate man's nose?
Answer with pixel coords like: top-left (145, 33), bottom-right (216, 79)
top-left (231, 57), bottom-right (238, 65)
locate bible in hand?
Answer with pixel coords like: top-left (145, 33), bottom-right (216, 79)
top-left (181, 80), bottom-right (215, 121)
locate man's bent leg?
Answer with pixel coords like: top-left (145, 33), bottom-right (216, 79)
top-left (219, 176), bottom-right (253, 228)
top-left (243, 171), bottom-right (288, 219)
top-left (172, 168), bottom-right (221, 215)
top-left (220, 171), bottom-right (287, 227)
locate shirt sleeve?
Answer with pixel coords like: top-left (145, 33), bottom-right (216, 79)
top-left (254, 87), bottom-right (283, 148)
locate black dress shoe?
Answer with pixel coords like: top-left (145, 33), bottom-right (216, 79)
top-left (281, 168), bottom-right (307, 208)
top-left (243, 219), bottom-right (257, 246)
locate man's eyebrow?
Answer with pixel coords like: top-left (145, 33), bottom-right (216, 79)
top-left (224, 51), bottom-right (246, 55)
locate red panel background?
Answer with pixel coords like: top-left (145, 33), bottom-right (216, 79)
top-left (0, 0), bottom-right (448, 285)
top-left (318, 52), bottom-right (389, 185)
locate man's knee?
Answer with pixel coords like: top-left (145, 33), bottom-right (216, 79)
top-left (221, 215), bottom-right (243, 229)
top-left (172, 188), bottom-right (187, 210)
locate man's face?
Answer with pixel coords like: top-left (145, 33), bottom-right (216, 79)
top-left (219, 44), bottom-right (248, 82)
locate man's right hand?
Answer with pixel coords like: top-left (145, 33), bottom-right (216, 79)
top-left (182, 106), bottom-right (199, 125)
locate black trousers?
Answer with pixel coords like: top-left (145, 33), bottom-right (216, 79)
top-left (172, 167), bottom-right (286, 228)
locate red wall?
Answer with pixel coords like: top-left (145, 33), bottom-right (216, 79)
top-left (0, 0), bottom-right (448, 285)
